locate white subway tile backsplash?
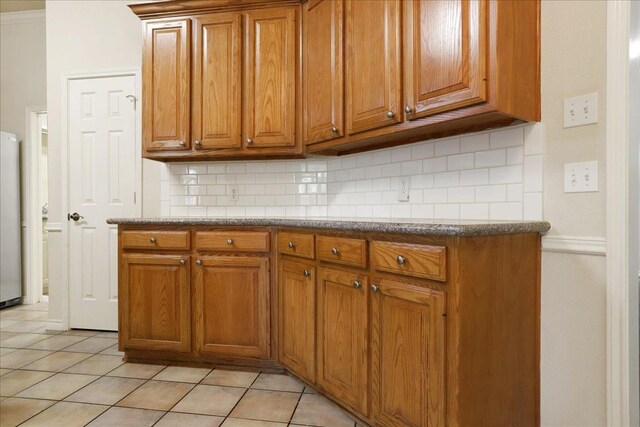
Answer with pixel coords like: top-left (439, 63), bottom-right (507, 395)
top-left (161, 124), bottom-right (542, 221)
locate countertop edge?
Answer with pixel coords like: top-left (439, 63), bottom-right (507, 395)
top-left (106, 218), bottom-right (551, 237)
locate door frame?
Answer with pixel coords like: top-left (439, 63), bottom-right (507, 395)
top-left (59, 68), bottom-right (142, 330)
top-left (24, 105), bottom-right (48, 306)
top-left (606, 1), bottom-right (639, 425)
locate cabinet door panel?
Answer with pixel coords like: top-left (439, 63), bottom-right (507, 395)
top-left (317, 268), bottom-right (368, 416)
top-left (245, 8), bottom-right (297, 148)
top-left (371, 278), bottom-right (446, 427)
top-left (193, 14), bottom-right (242, 150)
top-left (345, 0), bottom-right (401, 134)
top-left (279, 260), bottom-right (316, 382)
top-left (143, 19), bottom-right (190, 152)
top-left (303, 0), bottom-right (344, 144)
top-left (404, 0), bottom-right (487, 119)
top-left (193, 256), bottom-right (270, 358)
top-left (121, 254), bottom-right (190, 352)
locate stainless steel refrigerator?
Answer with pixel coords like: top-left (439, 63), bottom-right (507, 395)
top-left (0, 131), bottom-right (22, 307)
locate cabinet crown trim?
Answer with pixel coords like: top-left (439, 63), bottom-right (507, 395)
top-left (129, 0), bottom-right (302, 19)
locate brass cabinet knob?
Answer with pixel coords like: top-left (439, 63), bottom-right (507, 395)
top-left (353, 280), bottom-right (362, 289)
top-left (331, 126), bottom-right (338, 133)
top-left (227, 238), bottom-right (233, 245)
top-left (179, 141), bottom-right (185, 147)
top-left (396, 255), bottom-right (406, 265)
top-left (194, 140), bottom-right (201, 146)
top-left (331, 247), bottom-right (340, 256)
top-left (370, 284), bottom-right (379, 293)
top-left (149, 237), bottom-right (157, 244)
top-left (405, 105), bottom-right (412, 114)
top-left (196, 259), bottom-right (202, 266)
top-left (246, 138), bottom-right (253, 145)
top-left (288, 241), bottom-right (295, 249)
top-left (303, 270), bottom-right (311, 277)
top-left (386, 111), bottom-right (394, 118)
top-left (179, 259), bottom-right (185, 265)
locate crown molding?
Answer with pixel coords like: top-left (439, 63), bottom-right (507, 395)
top-left (0, 9), bottom-right (45, 25)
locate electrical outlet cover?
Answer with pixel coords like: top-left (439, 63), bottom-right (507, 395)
top-left (563, 92), bottom-right (598, 128)
top-left (398, 178), bottom-right (410, 202)
top-left (564, 161), bottom-right (599, 193)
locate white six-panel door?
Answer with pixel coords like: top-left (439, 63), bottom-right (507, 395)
top-left (68, 75), bottom-right (138, 331)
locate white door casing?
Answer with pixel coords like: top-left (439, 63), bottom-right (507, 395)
top-left (68, 75), bottom-right (138, 330)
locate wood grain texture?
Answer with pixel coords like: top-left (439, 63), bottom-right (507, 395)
top-left (130, 0), bottom-right (301, 19)
top-left (122, 230), bottom-right (191, 251)
top-left (345, 0), bottom-right (402, 135)
top-left (194, 230), bottom-right (270, 252)
top-left (372, 241), bottom-right (446, 282)
top-left (121, 253), bottom-right (191, 352)
top-left (370, 277), bottom-right (446, 427)
top-left (193, 255), bottom-right (270, 358)
top-left (404, 0), bottom-right (487, 119)
top-left (192, 13), bottom-right (242, 149)
top-left (245, 7), bottom-right (297, 148)
top-left (317, 267), bottom-right (369, 417)
top-left (302, 0), bottom-right (344, 144)
top-left (277, 231), bottom-right (315, 259)
top-left (143, 19), bottom-right (191, 153)
top-left (278, 259), bottom-right (316, 382)
top-left (317, 235), bottom-right (367, 268)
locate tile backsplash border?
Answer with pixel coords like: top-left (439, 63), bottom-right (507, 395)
top-left (160, 123), bottom-right (544, 221)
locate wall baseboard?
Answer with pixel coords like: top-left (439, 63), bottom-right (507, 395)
top-left (542, 235), bottom-right (606, 256)
top-left (46, 319), bottom-right (66, 331)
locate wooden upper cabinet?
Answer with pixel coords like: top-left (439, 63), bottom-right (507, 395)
top-left (279, 259), bottom-right (316, 382)
top-left (245, 8), bottom-right (297, 149)
top-left (317, 268), bottom-right (369, 416)
top-left (120, 253), bottom-right (190, 352)
top-left (192, 14), bottom-right (242, 150)
top-left (345, 0), bottom-right (402, 135)
top-left (193, 256), bottom-right (270, 359)
top-left (142, 19), bottom-right (191, 152)
top-left (302, 0), bottom-right (344, 145)
top-left (404, 0), bottom-right (487, 119)
top-left (371, 278), bottom-right (446, 427)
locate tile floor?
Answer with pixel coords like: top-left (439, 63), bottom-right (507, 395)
top-left (0, 303), bottom-right (360, 427)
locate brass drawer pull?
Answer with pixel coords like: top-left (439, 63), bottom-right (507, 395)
top-left (227, 238), bottom-right (233, 245)
top-left (331, 247), bottom-right (340, 256)
top-left (179, 259), bottom-right (185, 265)
top-left (396, 255), bottom-right (406, 265)
top-left (288, 241), bottom-right (295, 249)
top-left (149, 237), bottom-right (157, 244)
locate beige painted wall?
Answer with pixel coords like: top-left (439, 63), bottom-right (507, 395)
top-left (43, 0), bottom-right (609, 424)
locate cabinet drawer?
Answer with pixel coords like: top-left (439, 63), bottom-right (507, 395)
top-left (317, 236), bottom-right (367, 268)
top-left (195, 231), bottom-right (270, 252)
top-left (372, 241), bottom-right (446, 282)
top-left (278, 231), bottom-right (315, 259)
top-left (122, 231), bottom-right (190, 251)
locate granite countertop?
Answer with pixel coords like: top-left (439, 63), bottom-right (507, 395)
top-left (107, 217), bottom-right (550, 237)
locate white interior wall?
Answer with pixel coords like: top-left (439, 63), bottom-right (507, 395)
top-left (43, 1), bottom-right (609, 424)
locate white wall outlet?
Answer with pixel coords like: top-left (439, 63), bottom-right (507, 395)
top-left (563, 92), bottom-right (598, 128)
top-left (229, 185), bottom-right (239, 201)
top-left (398, 178), bottom-right (410, 202)
top-left (564, 161), bottom-right (599, 193)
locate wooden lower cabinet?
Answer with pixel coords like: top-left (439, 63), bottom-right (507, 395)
top-left (193, 255), bottom-right (270, 359)
top-left (120, 253), bottom-right (191, 352)
top-left (279, 259), bottom-right (316, 382)
top-left (370, 278), bottom-right (446, 427)
top-left (317, 268), bottom-right (369, 416)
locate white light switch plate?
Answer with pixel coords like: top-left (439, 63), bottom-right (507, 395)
top-left (564, 161), bottom-right (599, 193)
top-left (564, 93), bottom-right (598, 128)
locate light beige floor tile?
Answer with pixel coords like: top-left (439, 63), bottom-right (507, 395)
top-left (251, 373), bottom-right (305, 392)
top-left (99, 344), bottom-right (124, 356)
top-left (65, 376), bottom-right (145, 405)
top-left (117, 380), bottom-right (194, 411)
top-left (64, 354), bottom-right (124, 375)
top-left (156, 412), bottom-right (224, 427)
top-left (303, 386), bottom-right (316, 394)
top-left (21, 351), bottom-right (92, 372)
top-left (0, 370), bottom-right (54, 397)
top-left (15, 303), bottom-right (48, 312)
top-left (19, 401), bottom-right (109, 427)
top-left (27, 335), bottom-right (87, 351)
top-left (153, 366), bottom-right (211, 383)
top-left (106, 362), bottom-right (167, 379)
top-left (94, 332), bottom-right (118, 339)
top-left (28, 327), bottom-right (64, 335)
top-left (1, 321), bottom-right (48, 333)
top-left (0, 397), bottom-right (55, 427)
top-left (0, 349), bottom-right (53, 369)
top-left (0, 320), bottom-right (19, 328)
top-left (0, 368), bottom-right (12, 376)
top-left (16, 373), bottom-right (99, 400)
top-left (202, 369), bottom-right (259, 388)
top-left (0, 348), bottom-right (17, 356)
top-left (0, 332), bottom-right (18, 341)
top-left (291, 393), bottom-right (355, 427)
top-left (62, 330), bottom-right (100, 337)
top-left (230, 389), bottom-right (300, 423)
top-left (86, 407), bottom-right (165, 427)
top-left (0, 311), bottom-right (46, 321)
top-left (171, 384), bottom-right (245, 416)
top-left (0, 333), bottom-right (50, 349)
top-left (62, 337), bottom-right (117, 353)
top-left (221, 418), bottom-right (287, 427)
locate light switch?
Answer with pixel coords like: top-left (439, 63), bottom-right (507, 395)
top-left (564, 93), bottom-right (598, 128)
top-left (564, 161), bottom-right (598, 193)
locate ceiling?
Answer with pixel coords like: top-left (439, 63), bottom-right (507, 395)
top-left (0, 0), bottom-right (45, 13)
